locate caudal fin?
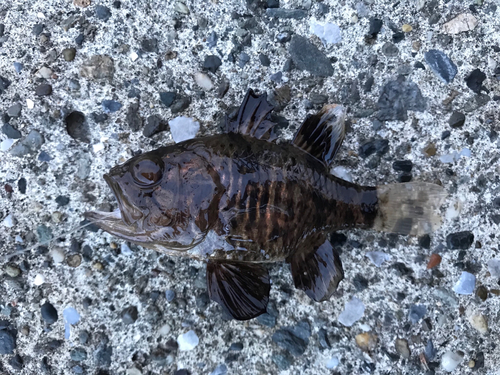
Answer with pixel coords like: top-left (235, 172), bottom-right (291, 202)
top-left (373, 182), bottom-right (447, 236)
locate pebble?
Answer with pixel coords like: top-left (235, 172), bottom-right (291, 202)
top-left (38, 66), bottom-right (53, 79)
top-left (207, 31), bottom-right (217, 47)
top-left (4, 263), bottom-right (21, 277)
top-left (0, 139), bottom-right (14, 152)
top-left (424, 50), bottom-right (457, 83)
top-left (468, 314), bottom-right (488, 334)
top-left (2, 214), bottom-right (14, 227)
top-left (13, 62), bottom-right (23, 73)
top-left (121, 306), bottom-right (138, 324)
top-left (331, 166), bottom-right (353, 182)
top-left (34, 274), bottom-right (45, 285)
top-left (9, 354), bottom-right (23, 370)
top-left (381, 42), bottom-right (399, 57)
top-left (310, 21), bottom-right (342, 45)
top-left (95, 5), bottom-right (112, 21)
top-left (0, 330), bottom-right (16, 354)
top-left (158, 324), bottom-right (171, 336)
top-left (70, 347), bottom-right (87, 361)
top-left (266, 8), bottom-right (307, 19)
top-left (358, 139), bottom-right (389, 158)
top-left (0, 76), bottom-right (11, 95)
top-left (273, 353), bottom-right (293, 370)
top-left (143, 115), bottom-right (166, 138)
top-left (62, 48), bottom-right (76, 61)
top-left (272, 328), bottom-right (308, 356)
top-left (395, 338), bottom-right (410, 359)
top-left (165, 289), bottom-right (176, 302)
top-left (169, 116), bottom-right (200, 143)
top-left (402, 24), bottom-right (412, 32)
top-left (408, 304), bottom-right (427, 324)
top-left (67, 254), bottom-right (82, 267)
top-left (175, 2), bottom-right (190, 14)
top-left (448, 111), bottom-right (466, 128)
top-left (126, 368), bottom-right (142, 375)
top-left (325, 356), bottom-right (339, 369)
top-left (425, 340), bottom-right (437, 361)
top-left (427, 254), bottom-right (442, 269)
top-left (465, 69), bottom-right (486, 94)
top-left (446, 231), bottom-right (474, 249)
top-left (453, 272), bottom-right (476, 295)
top-left (2, 123), bottom-right (22, 139)
top-left (443, 13), bottom-right (478, 34)
top-left (376, 79), bottom-right (426, 121)
top-left (487, 259), bottom-right (500, 278)
top-left (338, 297), bottom-right (365, 327)
top-left (35, 83), bottom-right (52, 96)
top-left (171, 97), bottom-right (191, 114)
top-left (270, 72), bottom-right (282, 83)
top-left (209, 364), bottom-right (227, 375)
top-left (194, 72), bottom-right (213, 90)
top-left (259, 54), bottom-right (271, 67)
top-left (238, 52), bottom-right (250, 68)
top-left (41, 302), bottom-right (58, 324)
top-left (80, 55), bottom-right (115, 79)
top-left (102, 100), bottom-right (122, 113)
top-left (203, 55), bottom-right (222, 73)
top-left (177, 330), bottom-right (199, 351)
top-left (125, 103), bottom-right (142, 131)
top-left (441, 351), bottom-right (463, 372)
top-left (289, 35), bottom-right (333, 77)
top-left (367, 18), bottom-right (383, 39)
top-left (365, 251), bottom-right (391, 267)
top-left (432, 287), bottom-right (458, 307)
top-left (392, 160), bottom-right (413, 172)
top-left (355, 332), bottom-right (377, 352)
top-left (141, 38), bottom-right (158, 53)
top-left (51, 248), bottom-right (65, 263)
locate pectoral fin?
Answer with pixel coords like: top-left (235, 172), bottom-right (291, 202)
top-left (206, 260), bottom-right (270, 320)
top-left (292, 104), bottom-right (346, 167)
top-left (225, 89), bottom-right (277, 141)
top-left (289, 238), bottom-right (344, 302)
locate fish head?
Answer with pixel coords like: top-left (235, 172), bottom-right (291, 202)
top-left (85, 144), bottom-right (221, 251)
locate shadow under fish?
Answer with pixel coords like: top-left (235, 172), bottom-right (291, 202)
top-left (85, 89), bottom-right (447, 320)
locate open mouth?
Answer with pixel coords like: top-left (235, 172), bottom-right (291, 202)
top-left (103, 174), bottom-right (144, 226)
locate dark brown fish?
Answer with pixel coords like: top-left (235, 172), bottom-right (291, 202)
top-left (85, 89), bottom-right (446, 320)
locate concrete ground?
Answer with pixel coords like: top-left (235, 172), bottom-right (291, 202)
top-left (0, 0), bottom-right (499, 374)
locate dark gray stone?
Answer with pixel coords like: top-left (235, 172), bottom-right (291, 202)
top-left (121, 306), bottom-right (138, 324)
top-left (465, 69), bottom-right (486, 94)
top-left (171, 97), bottom-right (191, 114)
top-left (143, 115), bottom-right (167, 138)
top-left (102, 100), bottom-right (122, 113)
top-left (126, 102), bottom-right (142, 131)
top-left (272, 352), bottom-right (293, 370)
top-left (376, 78), bottom-right (426, 121)
top-left (408, 304), bottom-right (427, 324)
top-left (359, 139), bottom-right (389, 158)
top-left (266, 8), bottom-right (307, 19)
top-left (66, 111), bottom-right (90, 143)
top-left (381, 42), bottom-right (399, 57)
top-left (141, 38), bottom-right (158, 53)
top-left (424, 340), bottom-right (437, 361)
top-left (272, 329), bottom-right (308, 356)
top-left (0, 330), bottom-right (16, 354)
top-left (159, 92), bottom-right (177, 107)
top-left (2, 123), bottom-right (22, 139)
top-left (424, 49), bottom-right (457, 83)
top-left (448, 111), bottom-right (465, 128)
top-left (392, 160), bottom-right (413, 172)
top-left (238, 52), bottom-right (250, 68)
top-left (289, 35), bottom-right (333, 77)
top-left (70, 347), bottom-right (87, 362)
top-left (259, 53), bottom-right (271, 67)
top-left (0, 76), bottom-right (10, 95)
top-left (35, 84), bottom-right (52, 96)
top-left (203, 55), bottom-right (222, 73)
top-left (7, 103), bottom-right (21, 117)
top-left (10, 130), bottom-right (45, 156)
top-left (95, 5), bottom-right (112, 21)
top-left (446, 231), bottom-right (474, 249)
top-left (41, 302), bottom-right (58, 324)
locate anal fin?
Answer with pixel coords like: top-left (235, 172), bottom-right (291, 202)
top-left (292, 104), bottom-right (346, 167)
top-left (225, 89), bottom-right (277, 141)
top-left (206, 259), bottom-right (270, 320)
top-left (289, 238), bottom-right (344, 302)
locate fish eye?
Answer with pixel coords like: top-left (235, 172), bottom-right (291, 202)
top-left (130, 158), bottom-right (163, 185)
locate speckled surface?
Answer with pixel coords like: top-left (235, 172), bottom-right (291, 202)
top-left (0, 0), bottom-right (499, 374)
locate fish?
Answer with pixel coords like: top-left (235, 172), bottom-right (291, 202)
top-left (85, 89), bottom-right (447, 320)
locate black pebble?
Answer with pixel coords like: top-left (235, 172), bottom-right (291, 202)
top-left (9, 354), bottom-right (23, 370)
top-left (282, 58), bottom-right (293, 72)
top-left (367, 18), bottom-right (383, 38)
top-left (352, 274), bottom-right (369, 291)
top-left (195, 292), bottom-right (210, 310)
top-left (465, 69), bottom-right (486, 94)
top-left (2, 123), bottom-right (22, 139)
top-left (121, 306), bottom-right (138, 324)
top-left (414, 61), bottom-right (425, 70)
top-left (392, 160), bottom-right (413, 173)
top-left (392, 32), bottom-right (405, 43)
top-left (18, 178), bottom-right (26, 194)
top-left (493, 197), bottom-right (500, 208)
top-left (159, 92), bottom-right (177, 107)
top-left (35, 84), bottom-right (52, 96)
top-left (418, 234), bottom-right (431, 249)
top-left (171, 97), bottom-right (191, 114)
top-left (95, 5), bottom-right (112, 21)
top-left (448, 111), bottom-right (465, 128)
top-left (41, 302), bottom-right (58, 324)
top-left (66, 111), bottom-right (90, 143)
top-left (398, 173), bottom-right (412, 182)
top-left (441, 130), bottom-right (451, 140)
top-left (359, 139), bottom-right (389, 158)
top-left (91, 112), bottom-right (108, 124)
top-left (33, 23), bottom-right (44, 36)
top-left (141, 38), bottom-right (158, 53)
top-left (0, 330), bottom-right (16, 354)
top-left (55, 195), bottom-right (70, 207)
top-left (113, 1), bottom-right (121, 8)
top-left (174, 370), bottom-right (191, 375)
top-left (143, 115), bottom-right (167, 138)
top-left (446, 231), bottom-right (474, 250)
top-left (203, 55), bottom-right (222, 73)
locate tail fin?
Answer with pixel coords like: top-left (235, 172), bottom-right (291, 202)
top-left (373, 182), bottom-right (447, 236)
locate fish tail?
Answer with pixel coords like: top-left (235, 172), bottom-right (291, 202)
top-left (373, 182), bottom-right (447, 236)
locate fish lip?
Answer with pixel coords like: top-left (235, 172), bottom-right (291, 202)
top-left (103, 174), bottom-right (144, 226)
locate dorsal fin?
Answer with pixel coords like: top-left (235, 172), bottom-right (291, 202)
top-left (292, 104), bottom-right (346, 167)
top-left (225, 89), bottom-right (277, 141)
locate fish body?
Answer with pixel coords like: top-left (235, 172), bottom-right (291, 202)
top-left (86, 90), bottom-right (446, 320)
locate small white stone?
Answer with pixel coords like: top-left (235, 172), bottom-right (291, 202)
top-left (177, 330), bottom-right (199, 351)
top-left (2, 214), bottom-right (15, 227)
top-left (469, 314), bottom-right (488, 334)
top-left (331, 166), bottom-right (353, 182)
top-left (310, 21), bottom-right (342, 45)
top-left (488, 259), bottom-right (500, 278)
top-left (26, 99), bottom-right (35, 109)
top-left (441, 351), bottom-right (463, 372)
top-left (325, 356), bottom-right (339, 369)
top-left (158, 324), bottom-right (171, 336)
top-left (443, 13), bottom-right (478, 34)
top-left (51, 248), bottom-right (65, 264)
top-left (126, 368), bottom-right (142, 375)
top-left (130, 51), bottom-right (139, 61)
top-left (37, 12), bottom-right (45, 18)
top-left (0, 138), bottom-right (15, 152)
top-left (338, 297), bottom-right (365, 327)
top-left (453, 272), bottom-right (475, 295)
top-left (93, 142), bottom-right (105, 153)
top-left (34, 274), bottom-right (45, 286)
top-left (194, 72), bottom-right (214, 91)
top-left (15, 235), bottom-right (23, 243)
top-left (121, 242), bottom-right (133, 255)
top-left (168, 117), bottom-right (200, 143)
top-left (365, 251), bottom-right (391, 267)
top-left (38, 67), bottom-right (53, 79)
top-left (175, 2), bottom-right (190, 14)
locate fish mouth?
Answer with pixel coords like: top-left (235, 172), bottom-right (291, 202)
top-left (84, 174), bottom-right (144, 237)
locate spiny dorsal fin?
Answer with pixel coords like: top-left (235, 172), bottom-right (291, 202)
top-left (292, 104), bottom-right (346, 167)
top-left (225, 89), bottom-right (277, 141)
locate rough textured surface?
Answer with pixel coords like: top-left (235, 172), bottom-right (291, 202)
top-left (0, 0), bottom-right (499, 374)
